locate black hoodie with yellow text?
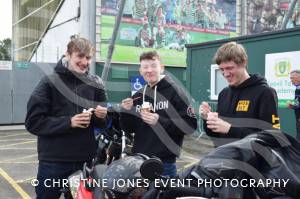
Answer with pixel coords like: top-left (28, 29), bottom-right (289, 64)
top-left (204, 74), bottom-right (280, 146)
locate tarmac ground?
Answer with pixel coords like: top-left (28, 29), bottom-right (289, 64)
top-left (0, 128), bottom-right (213, 199)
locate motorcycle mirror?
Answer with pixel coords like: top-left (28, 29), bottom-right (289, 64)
top-left (140, 158), bottom-right (164, 181)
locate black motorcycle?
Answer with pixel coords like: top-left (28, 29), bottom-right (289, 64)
top-left (66, 104), bottom-right (134, 199)
top-left (141, 131), bottom-right (300, 199)
top-left (87, 130), bottom-right (300, 199)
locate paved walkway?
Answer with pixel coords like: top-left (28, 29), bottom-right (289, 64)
top-left (0, 129), bottom-right (213, 199)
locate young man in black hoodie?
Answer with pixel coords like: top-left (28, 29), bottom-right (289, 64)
top-left (25, 37), bottom-right (108, 199)
top-left (199, 41), bottom-right (280, 147)
top-left (120, 51), bottom-right (197, 177)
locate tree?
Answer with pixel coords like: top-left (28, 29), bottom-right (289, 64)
top-left (0, 38), bottom-right (11, 60)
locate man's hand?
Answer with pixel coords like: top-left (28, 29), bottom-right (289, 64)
top-left (71, 112), bottom-right (92, 128)
top-left (140, 111), bottom-right (159, 125)
top-left (199, 101), bottom-right (212, 120)
top-left (206, 117), bottom-right (231, 134)
top-left (286, 101), bottom-right (293, 109)
top-left (94, 105), bottom-right (107, 118)
top-left (121, 98), bottom-right (134, 110)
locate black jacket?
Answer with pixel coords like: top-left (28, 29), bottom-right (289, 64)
top-left (204, 74), bottom-right (280, 146)
top-left (290, 85), bottom-right (300, 119)
top-left (25, 59), bottom-right (107, 162)
top-left (120, 75), bottom-right (197, 163)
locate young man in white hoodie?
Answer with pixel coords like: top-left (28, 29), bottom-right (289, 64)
top-left (120, 51), bottom-right (197, 177)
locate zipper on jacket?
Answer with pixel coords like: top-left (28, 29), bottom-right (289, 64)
top-left (75, 78), bottom-right (79, 113)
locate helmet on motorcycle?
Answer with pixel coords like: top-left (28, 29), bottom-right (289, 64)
top-left (101, 155), bottom-right (149, 198)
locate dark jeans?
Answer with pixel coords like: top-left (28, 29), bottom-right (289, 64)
top-left (162, 162), bottom-right (177, 177)
top-left (36, 161), bottom-right (87, 199)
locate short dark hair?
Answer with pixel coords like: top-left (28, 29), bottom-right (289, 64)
top-left (290, 70), bottom-right (300, 75)
top-left (67, 37), bottom-right (95, 56)
top-left (139, 51), bottom-right (160, 62)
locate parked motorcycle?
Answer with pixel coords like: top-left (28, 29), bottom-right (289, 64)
top-left (65, 103), bottom-right (134, 199)
top-left (68, 126), bottom-right (300, 199)
top-left (77, 130), bottom-right (300, 199)
top-left (141, 131), bottom-right (300, 199)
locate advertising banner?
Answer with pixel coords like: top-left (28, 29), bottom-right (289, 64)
top-left (100, 0), bottom-right (236, 66)
top-left (265, 51), bottom-right (300, 107)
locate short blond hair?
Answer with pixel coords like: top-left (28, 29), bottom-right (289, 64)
top-left (213, 42), bottom-right (248, 65)
top-left (67, 37), bottom-right (95, 56)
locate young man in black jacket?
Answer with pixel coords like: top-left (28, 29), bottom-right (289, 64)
top-left (199, 41), bottom-right (280, 147)
top-left (25, 37), bottom-right (108, 199)
top-left (120, 51), bottom-right (197, 177)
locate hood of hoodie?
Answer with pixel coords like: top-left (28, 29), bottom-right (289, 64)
top-left (54, 57), bottom-right (89, 78)
top-left (147, 75), bottom-right (175, 89)
top-left (232, 74), bottom-right (268, 89)
top-left (217, 73), bottom-right (276, 119)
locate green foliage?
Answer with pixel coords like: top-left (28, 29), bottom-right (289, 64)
top-left (0, 38), bottom-right (11, 60)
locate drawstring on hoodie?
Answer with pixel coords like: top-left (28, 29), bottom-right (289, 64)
top-left (143, 86), bottom-right (146, 104)
top-left (142, 75), bottom-right (165, 112)
top-left (143, 85), bottom-right (157, 113)
top-left (154, 86), bottom-right (157, 112)
top-left (62, 57), bottom-right (68, 68)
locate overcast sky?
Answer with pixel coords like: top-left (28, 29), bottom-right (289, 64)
top-left (0, 0), bottom-right (12, 40)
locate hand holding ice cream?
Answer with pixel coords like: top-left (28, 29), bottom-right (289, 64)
top-left (199, 101), bottom-right (212, 120)
top-left (71, 108), bottom-right (94, 128)
top-left (207, 112), bottom-right (218, 120)
top-left (206, 111), bottom-right (231, 134)
top-left (140, 101), bottom-right (158, 125)
top-left (141, 102), bottom-right (152, 112)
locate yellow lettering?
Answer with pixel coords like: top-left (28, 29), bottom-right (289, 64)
top-left (272, 115), bottom-right (280, 123)
top-left (273, 123), bottom-right (280, 129)
top-left (236, 100), bottom-right (250, 112)
top-left (272, 115), bottom-right (280, 129)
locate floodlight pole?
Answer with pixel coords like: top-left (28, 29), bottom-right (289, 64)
top-left (101, 0), bottom-right (126, 84)
top-left (281, 0), bottom-right (298, 30)
top-left (80, 0), bottom-right (96, 75)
